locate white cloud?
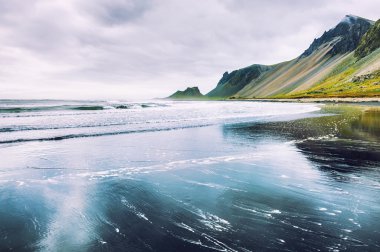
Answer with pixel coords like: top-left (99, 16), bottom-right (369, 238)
top-left (0, 0), bottom-right (379, 99)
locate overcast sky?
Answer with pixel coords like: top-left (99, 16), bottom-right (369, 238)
top-left (0, 0), bottom-right (379, 99)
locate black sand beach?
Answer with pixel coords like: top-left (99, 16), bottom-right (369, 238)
top-left (0, 101), bottom-right (379, 251)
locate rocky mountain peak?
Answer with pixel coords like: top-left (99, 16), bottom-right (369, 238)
top-left (300, 15), bottom-right (374, 57)
top-left (339, 15), bottom-right (374, 25)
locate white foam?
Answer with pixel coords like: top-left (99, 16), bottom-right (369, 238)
top-left (121, 198), bottom-right (151, 222)
top-left (276, 238), bottom-right (286, 244)
top-left (176, 223), bottom-right (196, 233)
top-left (234, 205), bottom-right (258, 213)
top-left (193, 209), bottom-right (231, 232)
top-left (325, 212), bottom-right (336, 216)
top-left (270, 209), bottom-right (282, 214)
top-left (76, 151), bottom-right (266, 179)
top-left (16, 180), bottom-right (25, 186)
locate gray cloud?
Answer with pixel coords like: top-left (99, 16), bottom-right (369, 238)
top-left (0, 0), bottom-right (379, 99)
top-left (80, 0), bottom-right (152, 25)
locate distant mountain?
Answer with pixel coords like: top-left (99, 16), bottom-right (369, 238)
top-left (168, 87), bottom-right (204, 99)
top-left (204, 15), bottom-right (380, 99)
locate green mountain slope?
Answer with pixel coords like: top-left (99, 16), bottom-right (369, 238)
top-left (207, 64), bottom-right (273, 97)
top-left (206, 15), bottom-right (379, 99)
top-left (281, 18), bottom-right (380, 98)
top-left (235, 44), bottom-right (351, 98)
top-left (168, 87), bottom-right (204, 99)
top-left (282, 48), bottom-right (380, 98)
top-left (355, 19), bottom-right (380, 59)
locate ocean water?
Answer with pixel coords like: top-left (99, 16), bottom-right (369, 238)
top-left (0, 100), bottom-right (379, 251)
top-left (0, 100), bottom-right (319, 144)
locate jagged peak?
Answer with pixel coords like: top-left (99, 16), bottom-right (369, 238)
top-left (168, 86), bottom-right (204, 99)
top-left (300, 14), bottom-right (374, 58)
top-left (183, 86), bottom-right (200, 92)
top-left (340, 14), bottom-right (360, 24)
top-left (338, 14), bottom-right (374, 26)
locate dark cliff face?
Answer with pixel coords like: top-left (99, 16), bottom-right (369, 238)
top-left (301, 15), bottom-right (373, 58)
top-left (355, 19), bottom-right (380, 59)
top-left (207, 64), bottom-right (272, 97)
top-left (169, 87), bottom-right (204, 99)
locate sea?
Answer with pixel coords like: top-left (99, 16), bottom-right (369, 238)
top-left (0, 99), bottom-right (379, 251)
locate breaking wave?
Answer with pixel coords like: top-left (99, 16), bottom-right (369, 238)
top-left (0, 102), bottom-right (167, 114)
top-left (0, 100), bottom-right (321, 144)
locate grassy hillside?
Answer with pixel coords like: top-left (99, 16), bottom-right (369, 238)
top-left (281, 19), bottom-right (380, 99)
top-left (234, 43), bottom-right (351, 98)
top-left (278, 48), bottom-right (380, 98)
top-left (355, 19), bottom-right (380, 59)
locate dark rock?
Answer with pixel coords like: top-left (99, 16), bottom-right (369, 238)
top-left (351, 71), bottom-right (380, 83)
top-left (301, 15), bottom-right (373, 58)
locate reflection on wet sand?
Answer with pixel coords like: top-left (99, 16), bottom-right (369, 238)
top-left (350, 108), bottom-right (380, 141)
top-left (224, 105), bottom-right (380, 174)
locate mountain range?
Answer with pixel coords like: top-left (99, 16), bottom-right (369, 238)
top-left (169, 15), bottom-right (380, 99)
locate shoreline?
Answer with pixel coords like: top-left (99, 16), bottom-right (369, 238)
top-left (227, 97), bottom-right (380, 103)
top-left (167, 96), bottom-right (380, 103)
